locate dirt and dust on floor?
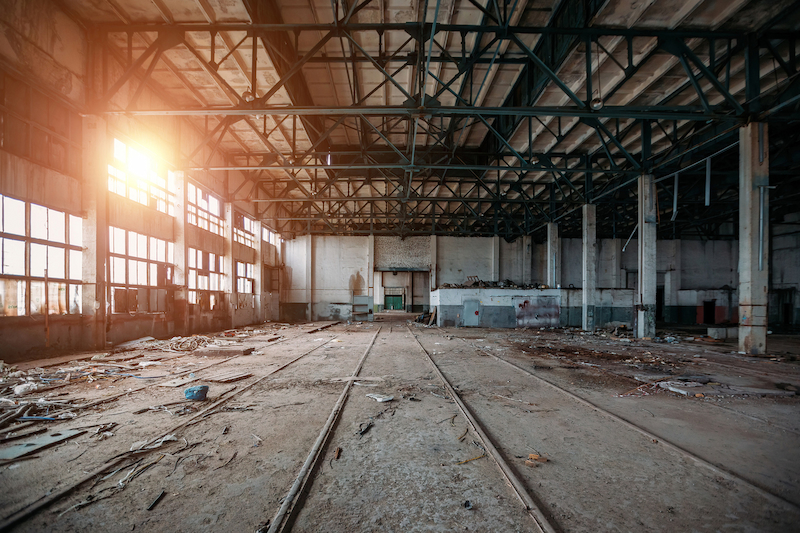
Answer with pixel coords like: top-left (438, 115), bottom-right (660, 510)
top-left (1, 314), bottom-right (799, 532)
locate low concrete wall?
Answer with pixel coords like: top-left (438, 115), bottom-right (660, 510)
top-left (0, 315), bottom-right (84, 361)
top-left (431, 288), bottom-right (634, 328)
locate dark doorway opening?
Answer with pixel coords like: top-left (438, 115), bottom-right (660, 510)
top-left (656, 287), bottom-right (664, 321)
top-left (783, 303), bottom-right (793, 327)
top-left (703, 300), bottom-right (716, 324)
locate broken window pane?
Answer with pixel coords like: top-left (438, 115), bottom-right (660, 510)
top-left (30, 281), bottom-right (45, 314)
top-left (48, 282), bottom-right (66, 314)
top-left (2, 238), bottom-right (25, 275)
top-left (110, 227), bottom-right (126, 254)
top-left (3, 196), bottom-right (25, 236)
top-left (112, 287), bottom-right (127, 313)
top-left (0, 279), bottom-right (25, 316)
top-left (69, 284), bottom-right (81, 314)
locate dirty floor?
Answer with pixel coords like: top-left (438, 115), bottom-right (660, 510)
top-left (1, 315), bottom-right (799, 532)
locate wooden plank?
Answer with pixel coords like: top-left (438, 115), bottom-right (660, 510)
top-left (158, 376), bottom-right (198, 388)
top-left (205, 371), bottom-right (252, 383)
top-left (427, 306), bottom-right (437, 326)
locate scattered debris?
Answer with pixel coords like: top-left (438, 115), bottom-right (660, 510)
top-left (252, 434), bottom-right (263, 447)
top-left (463, 500), bottom-right (473, 510)
top-left (147, 490), bottom-right (166, 511)
top-left (356, 421), bottom-right (373, 436)
top-left (365, 394), bottom-right (393, 402)
top-left (0, 429), bottom-right (86, 461)
top-left (184, 385), bottom-right (209, 401)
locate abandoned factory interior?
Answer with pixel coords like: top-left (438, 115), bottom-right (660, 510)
top-left (0, 0), bottom-right (799, 531)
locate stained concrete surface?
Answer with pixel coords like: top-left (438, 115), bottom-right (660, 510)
top-left (0, 316), bottom-right (798, 532)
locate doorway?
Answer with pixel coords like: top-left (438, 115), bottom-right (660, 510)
top-left (385, 295), bottom-right (403, 310)
top-left (656, 287), bottom-right (664, 321)
top-left (703, 300), bottom-right (716, 324)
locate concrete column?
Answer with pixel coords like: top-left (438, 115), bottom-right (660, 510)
top-left (664, 240), bottom-right (681, 323)
top-left (582, 204), bottom-right (597, 331)
top-left (637, 174), bottom-right (657, 338)
top-left (81, 116), bottom-right (108, 349)
top-left (738, 123), bottom-right (770, 354)
top-left (367, 234), bottom-right (375, 301)
top-left (253, 221), bottom-right (263, 323)
top-left (546, 222), bottom-right (561, 288)
top-left (305, 235), bottom-right (313, 320)
top-left (223, 202), bottom-right (235, 327)
top-left (522, 235), bottom-right (532, 285)
top-left (610, 239), bottom-right (623, 288)
top-left (172, 171), bottom-right (188, 335)
top-left (430, 235), bottom-right (438, 290)
top-left (491, 235), bottom-right (500, 281)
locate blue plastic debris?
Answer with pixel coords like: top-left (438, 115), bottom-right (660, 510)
top-left (184, 385), bottom-right (209, 401)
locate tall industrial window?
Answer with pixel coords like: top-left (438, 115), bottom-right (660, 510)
top-left (108, 226), bottom-right (174, 314)
top-left (188, 247), bottom-right (223, 310)
top-left (262, 226), bottom-right (281, 247)
top-left (187, 182), bottom-right (222, 236)
top-left (234, 212), bottom-right (257, 248)
top-left (0, 194), bottom-right (82, 316)
top-left (236, 261), bottom-right (254, 294)
top-left (108, 138), bottom-right (176, 216)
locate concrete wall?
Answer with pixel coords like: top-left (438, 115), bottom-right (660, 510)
top-left (375, 236), bottom-right (430, 270)
top-left (312, 236), bottom-right (369, 321)
top-left (438, 236), bottom-right (494, 284)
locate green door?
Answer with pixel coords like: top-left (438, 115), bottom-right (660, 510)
top-left (385, 295), bottom-right (403, 310)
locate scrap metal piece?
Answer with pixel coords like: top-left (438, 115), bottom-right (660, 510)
top-left (0, 429), bottom-right (86, 460)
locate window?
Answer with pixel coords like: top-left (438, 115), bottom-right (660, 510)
top-left (108, 226), bottom-right (174, 314)
top-left (188, 247), bottom-right (224, 311)
top-left (236, 261), bottom-right (254, 294)
top-left (262, 226), bottom-right (281, 247)
top-left (0, 194), bottom-right (82, 316)
top-left (108, 138), bottom-right (176, 216)
top-left (234, 212), bottom-right (257, 248)
top-left (187, 182), bottom-right (222, 236)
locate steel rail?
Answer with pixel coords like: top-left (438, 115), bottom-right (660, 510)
top-left (407, 326), bottom-right (559, 533)
top-left (267, 327), bottom-right (382, 533)
top-left (0, 333), bottom-right (344, 531)
top-left (459, 338), bottom-right (800, 513)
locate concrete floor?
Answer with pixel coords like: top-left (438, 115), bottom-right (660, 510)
top-left (1, 315), bottom-right (799, 532)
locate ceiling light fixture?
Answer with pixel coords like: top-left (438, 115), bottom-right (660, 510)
top-left (242, 89), bottom-right (255, 103)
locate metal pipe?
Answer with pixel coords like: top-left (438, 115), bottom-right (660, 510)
top-left (670, 173), bottom-right (679, 221)
top-left (622, 223), bottom-right (638, 252)
top-left (705, 158), bottom-right (711, 206)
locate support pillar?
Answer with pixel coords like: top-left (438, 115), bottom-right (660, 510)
top-left (738, 123), bottom-right (769, 354)
top-left (305, 235), bottom-right (313, 321)
top-left (430, 235), bottom-right (438, 290)
top-left (223, 202), bottom-right (235, 328)
top-left (582, 204), bottom-right (597, 331)
top-left (664, 240), bottom-right (681, 323)
top-left (637, 174), bottom-right (657, 338)
top-left (522, 235), bottom-right (532, 285)
top-left (546, 222), bottom-right (561, 288)
top-left (172, 171), bottom-right (188, 335)
top-left (367, 234), bottom-right (375, 312)
top-left (491, 235), bottom-right (500, 281)
top-left (253, 221), bottom-right (263, 323)
top-left (81, 116), bottom-right (108, 349)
